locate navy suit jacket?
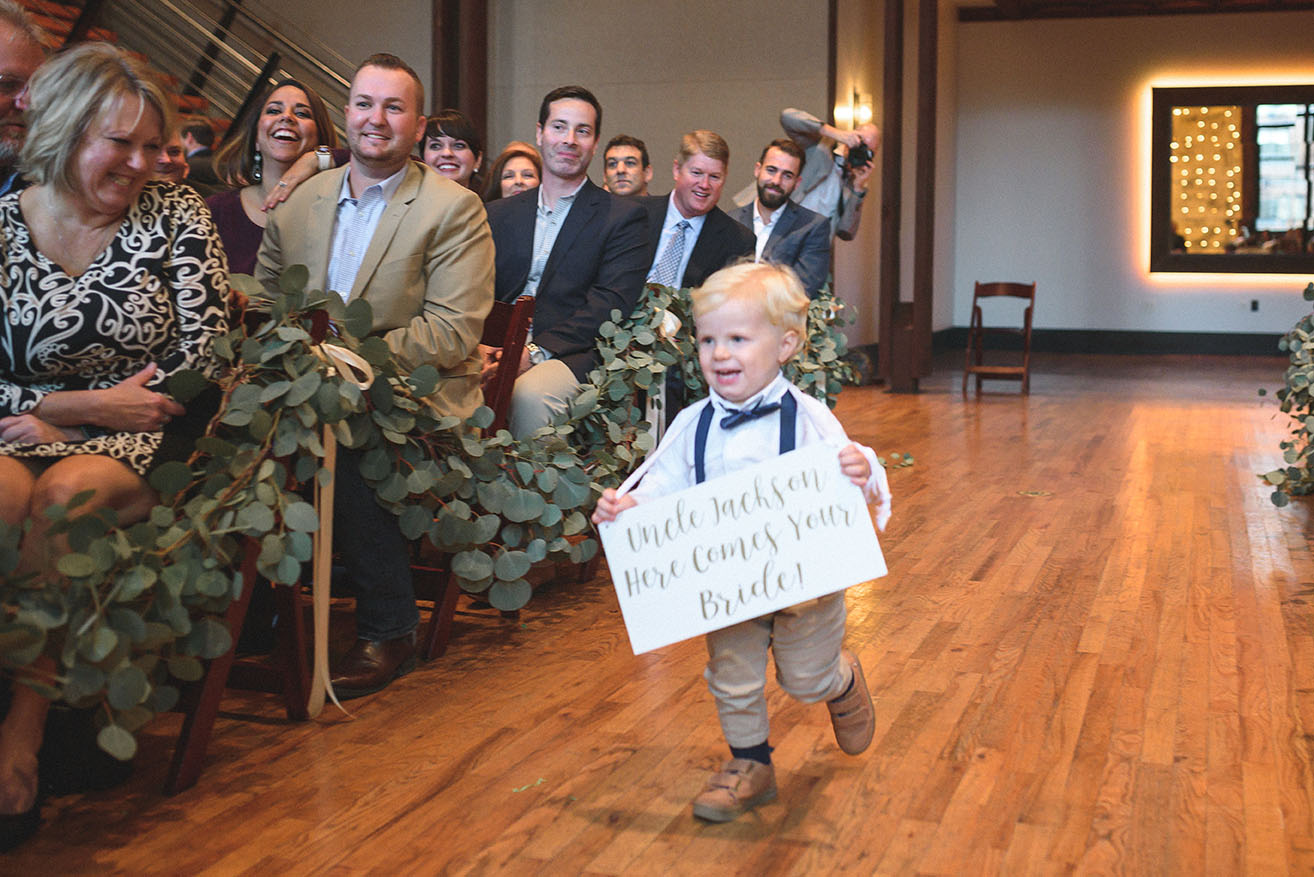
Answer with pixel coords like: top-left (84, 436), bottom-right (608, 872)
top-left (485, 179), bottom-right (649, 381)
top-left (728, 199), bottom-right (832, 297)
top-left (639, 194), bottom-right (755, 290)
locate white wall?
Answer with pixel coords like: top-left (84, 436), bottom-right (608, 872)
top-left (486, 1), bottom-right (827, 209)
top-left (952, 11), bottom-right (1314, 335)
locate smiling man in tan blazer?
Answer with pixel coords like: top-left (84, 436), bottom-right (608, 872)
top-left (256, 52), bottom-right (493, 698)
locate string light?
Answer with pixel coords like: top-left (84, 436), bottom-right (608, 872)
top-left (1170, 105), bottom-right (1243, 249)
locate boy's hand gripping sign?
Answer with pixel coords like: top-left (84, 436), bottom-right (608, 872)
top-left (597, 444), bottom-right (887, 654)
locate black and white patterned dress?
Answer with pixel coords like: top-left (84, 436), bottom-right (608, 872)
top-left (0, 181), bottom-right (230, 477)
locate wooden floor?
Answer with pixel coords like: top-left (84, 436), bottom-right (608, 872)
top-left (13, 353), bottom-right (1314, 875)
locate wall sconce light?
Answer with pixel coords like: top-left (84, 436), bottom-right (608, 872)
top-left (834, 88), bottom-right (874, 127)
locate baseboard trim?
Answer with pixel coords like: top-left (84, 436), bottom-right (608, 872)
top-left (928, 328), bottom-right (1284, 357)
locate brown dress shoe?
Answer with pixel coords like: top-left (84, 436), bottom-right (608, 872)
top-left (827, 649), bottom-right (875, 755)
top-left (330, 634), bottom-right (417, 699)
top-left (691, 758), bottom-right (777, 822)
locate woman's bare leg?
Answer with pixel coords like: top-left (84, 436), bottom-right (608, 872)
top-left (0, 455), bottom-right (158, 813)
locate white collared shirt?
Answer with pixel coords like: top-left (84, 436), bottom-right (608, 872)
top-left (326, 165), bottom-right (407, 300)
top-left (751, 201), bottom-right (784, 261)
top-left (647, 195), bottom-right (708, 285)
top-left (523, 178), bottom-right (587, 299)
top-left (626, 373), bottom-right (890, 528)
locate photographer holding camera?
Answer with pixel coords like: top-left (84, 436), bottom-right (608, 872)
top-left (734, 108), bottom-right (880, 243)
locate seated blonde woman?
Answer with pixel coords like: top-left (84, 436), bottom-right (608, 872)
top-left (0, 43), bottom-right (228, 847)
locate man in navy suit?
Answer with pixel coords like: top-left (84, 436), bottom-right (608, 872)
top-left (728, 139), bottom-right (832, 298)
top-left (484, 85), bottom-right (649, 437)
top-left (638, 130), bottom-right (754, 291)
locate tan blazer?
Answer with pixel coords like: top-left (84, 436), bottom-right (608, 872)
top-left (256, 161), bottom-right (494, 419)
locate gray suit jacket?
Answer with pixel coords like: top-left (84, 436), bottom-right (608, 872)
top-left (729, 199), bottom-right (832, 297)
top-left (255, 161), bottom-right (495, 418)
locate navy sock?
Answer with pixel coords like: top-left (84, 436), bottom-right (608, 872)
top-left (730, 741), bottom-right (773, 765)
top-left (830, 672), bottom-right (855, 703)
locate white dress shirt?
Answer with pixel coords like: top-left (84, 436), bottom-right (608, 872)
top-left (523, 177), bottom-right (586, 299)
top-left (647, 195), bottom-right (707, 285)
top-left (751, 201), bottom-right (784, 261)
top-left (624, 372), bottom-right (892, 529)
top-left (326, 166), bottom-right (407, 300)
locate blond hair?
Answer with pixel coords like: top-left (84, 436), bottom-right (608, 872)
top-left (676, 129), bottom-right (729, 167)
top-left (0, 0), bottom-right (47, 49)
top-left (21, 43), bottom-right (172, 192)
top-left (692, 262), bottom-right (809, 357)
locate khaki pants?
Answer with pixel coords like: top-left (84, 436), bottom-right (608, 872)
top-left (703, 591), bottom-right (851, 747)
top-left (508, 358), bottom-right (581, 439)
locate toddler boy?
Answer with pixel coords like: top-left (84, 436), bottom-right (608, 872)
top-left (593, 262), bottom-right (891, 822)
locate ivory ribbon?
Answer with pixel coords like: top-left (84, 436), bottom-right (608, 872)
top-left (305, 342), bottom-right (375, 717)
top-left (316, 343), bottom-right (374, 390)
top-left (308, 425), bottom-right (345, 718)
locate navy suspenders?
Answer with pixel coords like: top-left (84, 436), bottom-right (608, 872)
top-left (693, 391), bottom-right (798, 485)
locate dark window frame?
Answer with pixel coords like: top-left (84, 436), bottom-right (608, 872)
top-left (1151, 84), bottom-right (1314, 274)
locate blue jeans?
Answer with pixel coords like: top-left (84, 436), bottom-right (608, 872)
top-left (333, 448), bottom-right (419, 641)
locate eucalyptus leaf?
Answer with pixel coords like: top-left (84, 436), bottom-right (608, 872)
top-left (149, 684), bottom-right (180, 713)
top-left (81, 625), bottom-right (118, 662)
top-left (64, 663), bottom-right (107, 703)
top-left (283, 501), bottom-right (320, 532)
top-left (452, 549), bottom-right (493, 580)
top-left (345, 298), bottom-right (374, 339)
top-left (399, 504), bottom-right (433, 540)
top-left (408, 364), bottom-right (440, 397)
top-left (167, 655), bottom-right (204, 682)
top-left (278, 263), bottom-right (309, 294)
top-left (107, 608), bottom-right (147, 643)
top-left (107, 666), bottom-right (150, 710)
top-left (57, 553), bottom-right (97, 578)
top-left (148, 461), bottom-right (194, 499)
top-left (97, 724), bottom-right (138, 761)
top-left (166, 369), bottom-right (210, 403)
top-left (285, 370), bottom-right (322, 406)
top-left (185, 617), bottom-right (233, 660)
top-left (488, 578), bottom-right (532, 611)
top-left (236, 503), bottom-right (276, 534)
top-left (494, 550), bottom-right (531, 581)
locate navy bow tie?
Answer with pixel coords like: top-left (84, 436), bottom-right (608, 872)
top-left (720, 399), bottom-right (782, 430)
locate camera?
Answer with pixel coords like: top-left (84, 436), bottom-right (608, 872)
top-left (845, 142), bottom-right (873, 171)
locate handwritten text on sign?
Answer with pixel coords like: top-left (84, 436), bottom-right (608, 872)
top-left (598, 444), bottom-right (887, 654)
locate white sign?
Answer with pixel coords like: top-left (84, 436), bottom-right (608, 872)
top-left (598, 444), bottom-right (887, 654)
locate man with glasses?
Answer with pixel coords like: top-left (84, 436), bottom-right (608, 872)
top-left (0, 0), bottom-right (46, 196)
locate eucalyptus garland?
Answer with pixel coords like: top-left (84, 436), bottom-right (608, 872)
top-left (0, 272), bottom-right (858, 758)
top-left (1260, 281), bottom-right (1314, 506)
top-left (0, 268), bottom-right (594, 757)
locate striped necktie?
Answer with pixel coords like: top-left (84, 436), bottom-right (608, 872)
top-left (649, 219), bottom-right (690, 287)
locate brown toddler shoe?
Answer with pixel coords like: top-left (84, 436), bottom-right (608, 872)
top-left (691, 758), bottom-right (777, 822)
top-left (827, 649), bottom-right (875, 755)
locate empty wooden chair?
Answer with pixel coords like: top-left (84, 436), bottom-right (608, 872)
top-left (962, 281), bottom-right (1036, 395)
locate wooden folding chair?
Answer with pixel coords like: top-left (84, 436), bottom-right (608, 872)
top-left (166, 538), bottom-right (311, 794)
top-left (416, 295), bottom-right (535, 660)
top-left (962, 281), bottom-right (1036, 395)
